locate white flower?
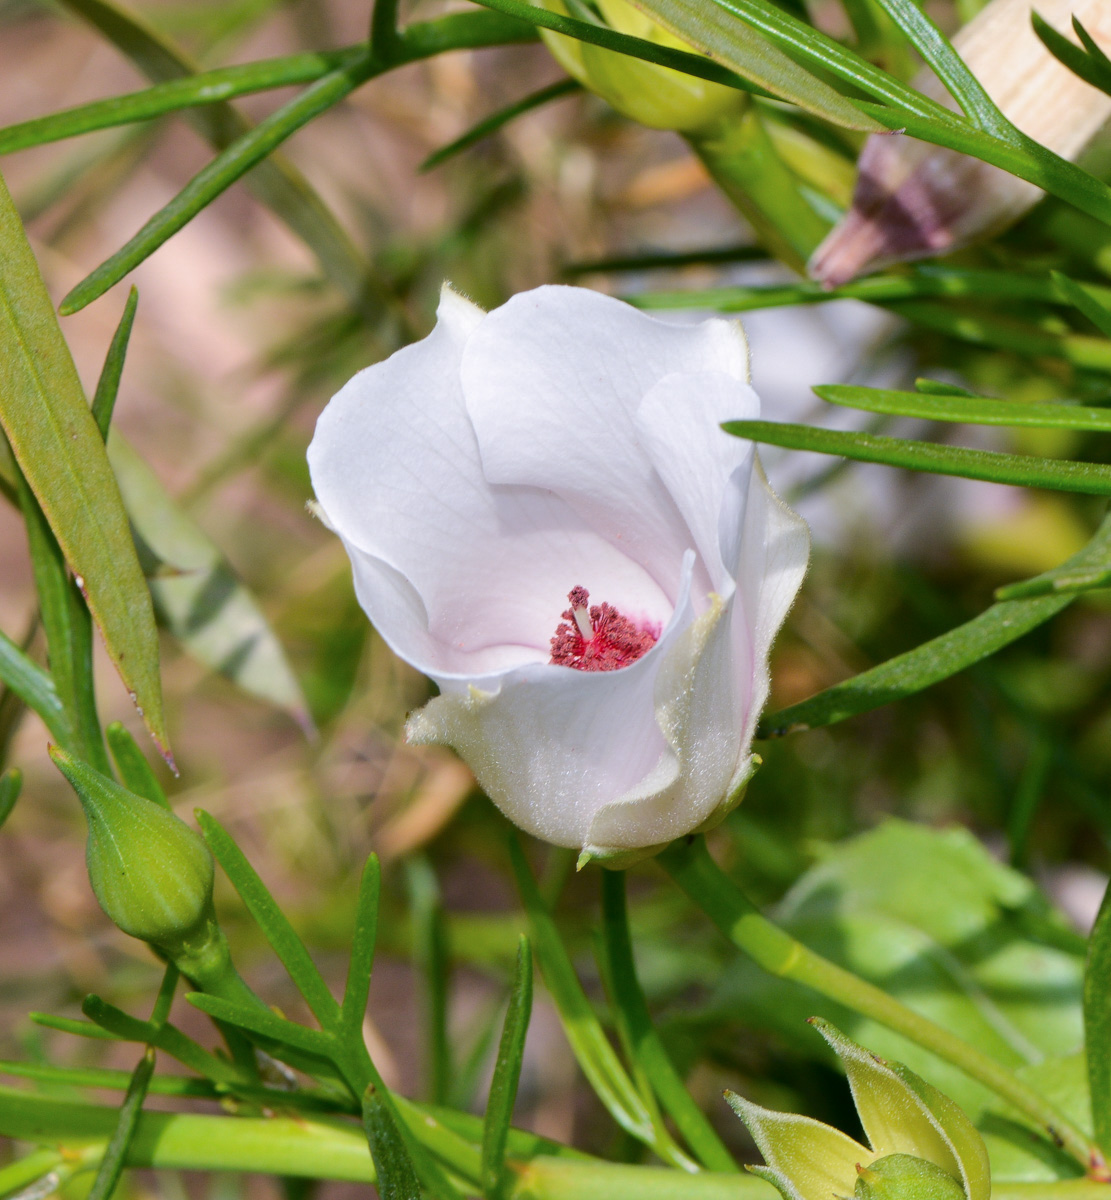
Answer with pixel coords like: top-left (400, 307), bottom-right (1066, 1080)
top-left (307, 285), bottom-right (808, 860)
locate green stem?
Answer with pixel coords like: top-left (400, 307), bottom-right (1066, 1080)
top-left (657, 837), bottom-right (1101, 1173)
top-left (599, 871), bottom-right (738, 1172)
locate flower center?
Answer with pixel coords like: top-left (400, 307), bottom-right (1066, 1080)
top-left (549, 586), bottom-right (658, 672)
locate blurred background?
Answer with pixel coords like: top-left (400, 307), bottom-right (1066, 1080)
top-left (2, 0), bottom-right (1111, 1190)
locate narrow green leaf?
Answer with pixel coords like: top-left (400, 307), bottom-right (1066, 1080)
top-left (625, 0), bottom-right (886, 130)
top-left (0, 49), bottom-right (368, 155)
top-left (0, 626), bottom-right (70, 746)
top-left (723, 419), bottom-right (1111, 495)
top-left (362, 1086), bottom-right (422, 1200)
top-left (196, 811), bottom-right (340, 1029)
top-left (866, 0), bottom-right (1007, 134)
top-left (1033, 11), bottom-right (1111, 97)
top-left (30, 1013), bottom-right (120, 1040)
top-left (81, 995), bottom-right (244, 1084)
top-left (150, 964), bottom-right (178, 1027)
top-left (108, 434), bottom-right (311, 730)
top-left (760, 511), bottom-right (1111, 736)
top-left (0, 170), bottom-right (167, 757)
top-left (86, 1046), bottom-right (155, 1200)
top-left (482, 936), bottom-right (534, 1200)
top-left (816, 384), bottom-right (1111, 432)
top-left (341, 854), bottom-right (381, 1038)
top-left (106, 721), bottom-right (169, 810)
top-left (0, 769), bottom-right (21, 831)
top-left (599, 872), bottom-right (737, 1172)
top-left (563, 243), bottom-right (765, 276)
top-left (421, 78), bottom-right (580, 171)
top-left (1052, 270), bottom-right (1111, 338)
top-left (507, 838), bottom-right (656, 1145)
top-left (92, 288), bottom-right (138, 442)
top-left (996, 566), bottom-right (1111, 600)
top-left (15, 466), bottom-right (108, 772)
top-left (1086, 879), bottom-right (1111, 1159)
top-left (185, 992), bottom-right (336, 1057)
top-left (407, 857), bottom-right (451, 1104)
top-left (471, 0), bottom-right (761, 94)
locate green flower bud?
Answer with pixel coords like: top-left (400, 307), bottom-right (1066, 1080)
top-left (727, 1021), bottom-right (990, 1200)
top-left (51, 746), bottom-right (214, 955)
top-left (855, 1155), bottom-right (966, 1200)
top-left (536, 0), bottom-right (745, 132)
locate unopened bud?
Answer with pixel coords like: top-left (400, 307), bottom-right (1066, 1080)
top-left (811, 0), bottom-right (1111, 286)
top-left (855, 1155), bottom-right (966, 1200)
top-left (51, 746), bottom-right (214, 955)
top-left (537, 0), bottom-right (745, 131)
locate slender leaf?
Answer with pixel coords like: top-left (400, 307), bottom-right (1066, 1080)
top-left (996, 566), bottom-right (1111, 601)
top-left (362, 1086), bottom-right (422, 1200)
top-left (0, 627), bottom-right (70, 746)
top-left (723, 420), bottom-right (1111, 495)
top-left (507, 839), bottom-right (656, 1145)
top-left (563, 243), bottom-right (765, 275)
top-left (185, 992), bottom-right (336, 1057)
top-left (482, 936), bottom-right (534, 1200)
top-left (421, 78), bottom-right (580, 171)
top-left (0, 769), bottom-right (20, 831)
top-left (620, 0), bottom-right (886, 130)
top-left (106, 721), bottom-right (168, 810)
top-left (341, 854), bottom-right (381, 1038)
top-left (109, 434), bottom-right (311, 730)
top-left (1033, 11), bottom-right (1111, 96)
top-left (30, 1013), bottom-right (120, 1041)
top-left (1052, 270), bottom-right (1111, 338)
top-left (1086, 880), bottom-right (1111, 1162)
top-left (92, 288), bottom-right (138, 442)
top-left (0, 170), bottom-right (167, 756)
top-left (196, 811), bottom-right (339, 1029)
top-left (0, 49), bottom-right (368, 154)
top-left (760, 511), bottom-right (1111, 736)
top-left (82, 995), bottom-right (245, 1085)
top-left (599, 872), bottom-right (737, 1172)
top-left (816, 384), bottom-right (1111, 432)
top-left (86, 1047), bottom-right (155, 1200)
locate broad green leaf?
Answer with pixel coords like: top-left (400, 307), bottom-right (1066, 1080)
top-left (0, 769), bottom-right (20, 831)
top-left (422, 78), bottom-right (580, 171)
top-left (627, 0), bottom-right (886, 130)
top-left (108, 434), bottom-right (311, 731)
top-left (816, 385), bottom-right (1111, 433)
top-left (86, 1047), bottom-right (155, 1200)
top-left (724, 421), bottom-right (1111, 495)
top-left (196, 811), bottom-right (339, 1029)
top-left (1086, 880), bottom-right (1111, 1159)
top-left (341, 854), bottom-right (381, 1038)
top-left (599, 870), bottom-right (737, 1172)
top-left (361, 1086), bottom-right (422, 1200)
top-left (760, 510), bottom-right (1111, 736)
top-left (507, 839), bottom-right (657, 1146)
top-left (711, 820), bottom-right (1083, 1124)
top-left (0, 170), bottom-right (167, 756)
top-left (482, 936), bottom-right (534, 1199)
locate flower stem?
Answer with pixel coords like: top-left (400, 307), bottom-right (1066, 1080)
top-left (656, 836), bottom-right (1100, 1172)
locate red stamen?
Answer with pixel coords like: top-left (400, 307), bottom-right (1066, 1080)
top-left (549, 586), bottom-right (657, 672)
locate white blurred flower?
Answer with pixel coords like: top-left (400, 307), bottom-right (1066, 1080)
top-left (307, 284), bottom-right (808, 860)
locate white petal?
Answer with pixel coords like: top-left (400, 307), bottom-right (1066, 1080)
top-left (407, 554), bottom-right (698, 848)
top-left (461, 285), bottom-right (750, 603)
top-left (635, 370), bottom-right (758, 596)
top-left (308, 287), bottom-right (671, 680)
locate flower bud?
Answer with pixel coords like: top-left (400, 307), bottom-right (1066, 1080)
top-left (51, 746), bottom-right (215, 955)
top-left (855, 1155), bottom-right (966, 1200)
top-left (727, 1020), bottom-right (989, 1200)
top-left (536, 0), bottom-right (745, 131)
top-left (810, 0), bottom-right (1111, 286)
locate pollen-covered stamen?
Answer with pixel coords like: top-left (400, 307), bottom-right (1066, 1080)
top-left (550, 586), bottom-right (658, 672)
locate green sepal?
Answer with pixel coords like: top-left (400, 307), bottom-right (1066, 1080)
top-left (855, 1154), bottom-right (965, 1200)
